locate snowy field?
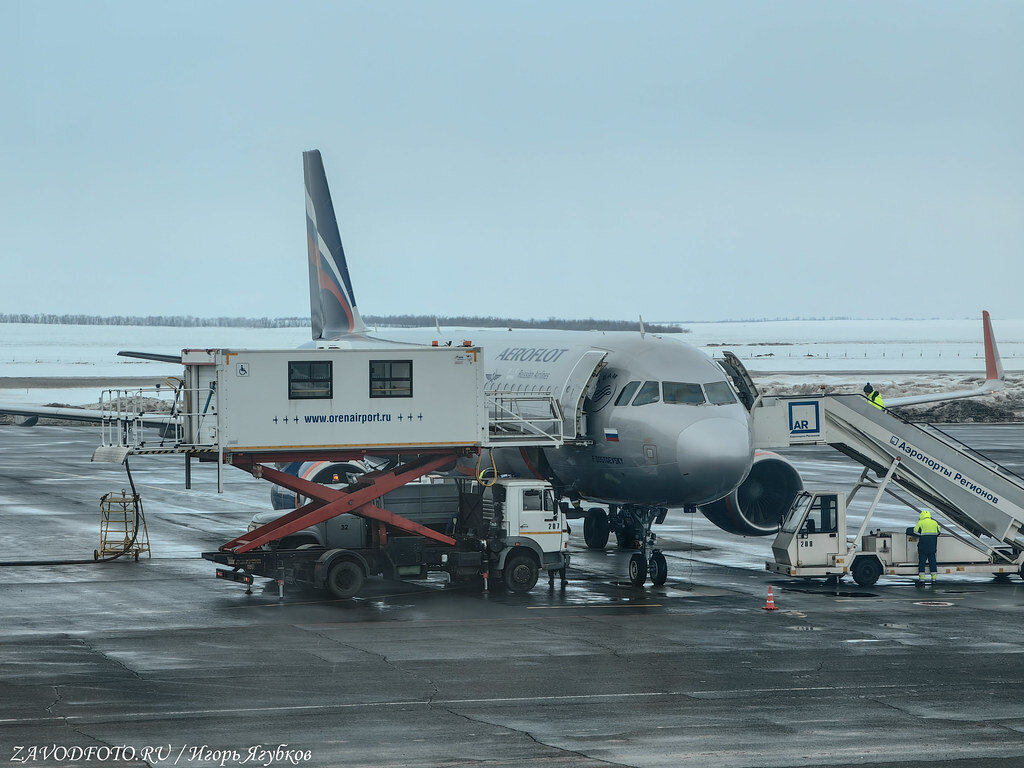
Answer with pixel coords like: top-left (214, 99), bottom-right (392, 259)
top-left (0, 318), bottom-right (1021, 410)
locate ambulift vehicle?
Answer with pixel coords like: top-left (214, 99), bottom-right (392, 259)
top-left (206, 477), bottom-right (570, 598)
top-left (768, 483), bottom-right (1024, 587)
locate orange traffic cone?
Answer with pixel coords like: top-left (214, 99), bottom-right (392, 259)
top-left (762, 585), bottom-right (778, 611)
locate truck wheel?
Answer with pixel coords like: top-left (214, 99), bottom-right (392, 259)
top-left (583, 509), bottom-right (610, 549)
top-left (326, 560), bottom-right (364, 599)
top-left (851, 558), bottom-right (882, 587)
top-left (649, 551), bottom-right (668, 586)
top-left (504, 553), bottom-right (539, 593)
top-left (628, 553), bottom-right (647, 587)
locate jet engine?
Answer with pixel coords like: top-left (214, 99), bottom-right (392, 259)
top-left (698, 451), bottom-right (802, 536)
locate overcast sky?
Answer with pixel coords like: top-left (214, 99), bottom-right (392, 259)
top-left (2, 1), bottom-right (1021, 323)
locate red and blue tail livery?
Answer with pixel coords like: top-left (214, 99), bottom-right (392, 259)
top-left (303, 150), bottom-right (366, 339)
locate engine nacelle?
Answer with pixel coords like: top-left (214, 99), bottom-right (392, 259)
top-left (270, 460), bottom-right (368, 510)
top-left (699, 451), bottom-right (803, 536)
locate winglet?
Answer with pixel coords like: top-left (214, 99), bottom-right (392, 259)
top-left (982, 309), bottom-right (1003, 384)
top-left (303, 150), bottom-right (366, 339)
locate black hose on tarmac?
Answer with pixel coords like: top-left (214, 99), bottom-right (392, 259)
top-left (0, 457), bottom-right (145, 567)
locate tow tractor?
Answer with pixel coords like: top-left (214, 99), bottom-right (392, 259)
top-left (768, 482), bottom-right (1024, 586)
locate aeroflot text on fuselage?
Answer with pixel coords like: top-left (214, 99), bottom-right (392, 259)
top-left (495, 347), bottom-right (570, 363)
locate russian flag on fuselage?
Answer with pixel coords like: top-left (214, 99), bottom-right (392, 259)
top-left (604, 428), bottom-right (619, 442)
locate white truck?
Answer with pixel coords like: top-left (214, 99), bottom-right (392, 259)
top-left (768, 489), bottom-right (1024, 586)
top-left (205, 478), bottom-right (570, 598)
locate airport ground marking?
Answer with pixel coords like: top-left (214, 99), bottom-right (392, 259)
top-left (0, 682), bottom-right (942, 726)
top-left (527, 604), bottom-right (663, 609)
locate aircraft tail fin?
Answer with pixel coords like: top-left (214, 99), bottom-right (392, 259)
top-left (982, 309), bottom-right (1004, 383)
top-left (886, 310), bottom-right (1004, 407)
top-left (303, 150), bottom-right (366, 339)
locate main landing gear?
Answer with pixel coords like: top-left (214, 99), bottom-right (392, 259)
top-left (583, 504), bottom-right (669, 587)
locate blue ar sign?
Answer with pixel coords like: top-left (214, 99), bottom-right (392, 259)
top-left (788, 401), bottom-right (821, 436)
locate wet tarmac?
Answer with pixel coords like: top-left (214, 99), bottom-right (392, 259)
top-left (1, 425), bottom-right (1024, 767)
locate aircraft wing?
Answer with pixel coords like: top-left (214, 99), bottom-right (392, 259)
top-left (0, 403), bottom-right (177, 428)
top-left (885, 310), bottom-right (1004, 407)
top-left (117, 350), bottom-right (183, 364)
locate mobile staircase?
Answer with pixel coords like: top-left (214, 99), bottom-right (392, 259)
top-left (753, 393), bottom-right (1024, 582)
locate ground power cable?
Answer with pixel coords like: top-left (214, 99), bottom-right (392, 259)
top-left (0, 457), bottom-right (144, 567)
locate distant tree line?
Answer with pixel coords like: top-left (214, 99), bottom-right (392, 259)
top-left (0, 313), bottom-right (686, 333)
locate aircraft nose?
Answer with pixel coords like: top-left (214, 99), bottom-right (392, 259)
top-left (676, 416), bottom-right (753, 504)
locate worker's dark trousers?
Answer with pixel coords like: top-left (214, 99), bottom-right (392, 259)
top-left (918, 536), bottom-right (938, 573)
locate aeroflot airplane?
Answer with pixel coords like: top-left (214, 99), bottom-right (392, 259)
top-left (293, 150), bottom-right (1003, 585)
top-left (1, 150), bottom-right (1004, 586)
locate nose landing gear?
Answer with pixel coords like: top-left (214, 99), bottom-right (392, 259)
top-left (621, 504), bottom-right (669, 587)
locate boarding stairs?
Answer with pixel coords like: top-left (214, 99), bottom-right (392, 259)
top-left (752, 393), bottom-right (1024, 556)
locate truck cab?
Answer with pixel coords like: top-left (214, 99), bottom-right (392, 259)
top-left (772, 491), bottom-right (844, 570)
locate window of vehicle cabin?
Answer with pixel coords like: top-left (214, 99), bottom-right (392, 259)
top-left (369, 360), bottom-right (413, 398)
top-left (803, 494), bottom-right (838, 534)
top-left (631, 380), bottom-right (660, 406)
top-left (614, 381), bottom-right (641, 406)
top-left (662, 382), bottom-right (705, 404)
top-left (523, 488), bottom-right (544, 511)
top-left (288, 360), bottom-right (333, 399)
top-left (705, 381), bottom-right (737, 405)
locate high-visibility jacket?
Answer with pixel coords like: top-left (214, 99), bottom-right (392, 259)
top-left (914, 511), bottom-right (940, 536)
top-left (867, 390), bottom-right (885, 409)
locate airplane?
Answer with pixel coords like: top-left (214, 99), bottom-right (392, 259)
top-left (288, 150), bottom-right (1005, 584)
top-left (1, 149), bottom-right (1005, 587)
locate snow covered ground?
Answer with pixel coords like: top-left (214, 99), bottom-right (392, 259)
top-left (0, 319), bottom-right (1020, 415)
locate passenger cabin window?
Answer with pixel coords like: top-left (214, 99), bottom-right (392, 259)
top-left (614, 381), bottom-right (641, 406)
top-left (705, 381), bottom-right (737, 405)
top-left (631, 380), bottom-right (660, 406)
top-left (662, 382), bottom-right (705, 405)
top-left (369, 360), bottom-right (413, 398)
top-left (288, 360), bottom-right (333, 400)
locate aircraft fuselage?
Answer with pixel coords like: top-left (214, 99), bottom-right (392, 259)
top-left (386, 328), bottom-right (755, 507)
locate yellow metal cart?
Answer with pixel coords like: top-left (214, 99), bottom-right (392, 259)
top-left (95, 490), bottom-right (150, 561)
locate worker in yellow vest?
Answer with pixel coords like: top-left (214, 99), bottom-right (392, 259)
top-left (914, 509), bottom-right (941, 583)
top-left (863, 383), bottom-right (885, 409)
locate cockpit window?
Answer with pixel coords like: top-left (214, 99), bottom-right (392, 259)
top-left (662, 382), bottom-right (705, 405)
top-left (631, 380), bottom-right (660, 406)
top-left (704, 381), bottom-right (737, 405)
top-left (614, 381), bottom-right (641, 406)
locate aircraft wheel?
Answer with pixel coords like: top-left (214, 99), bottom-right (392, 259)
top-left (628, 553), bottom-right (647, 587)
top-left (851, 558), bottom-right (881, 587)
top-left (649, 551), bottom-right (668, 586)
top-left (583, 509), bottom-right (610, 549)
top-left (93, 550), bottom-right (100, 561)
top-left (326, 559), bottom-right (364, 599)
top-left (504, 553), bottom-right (539, 593)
